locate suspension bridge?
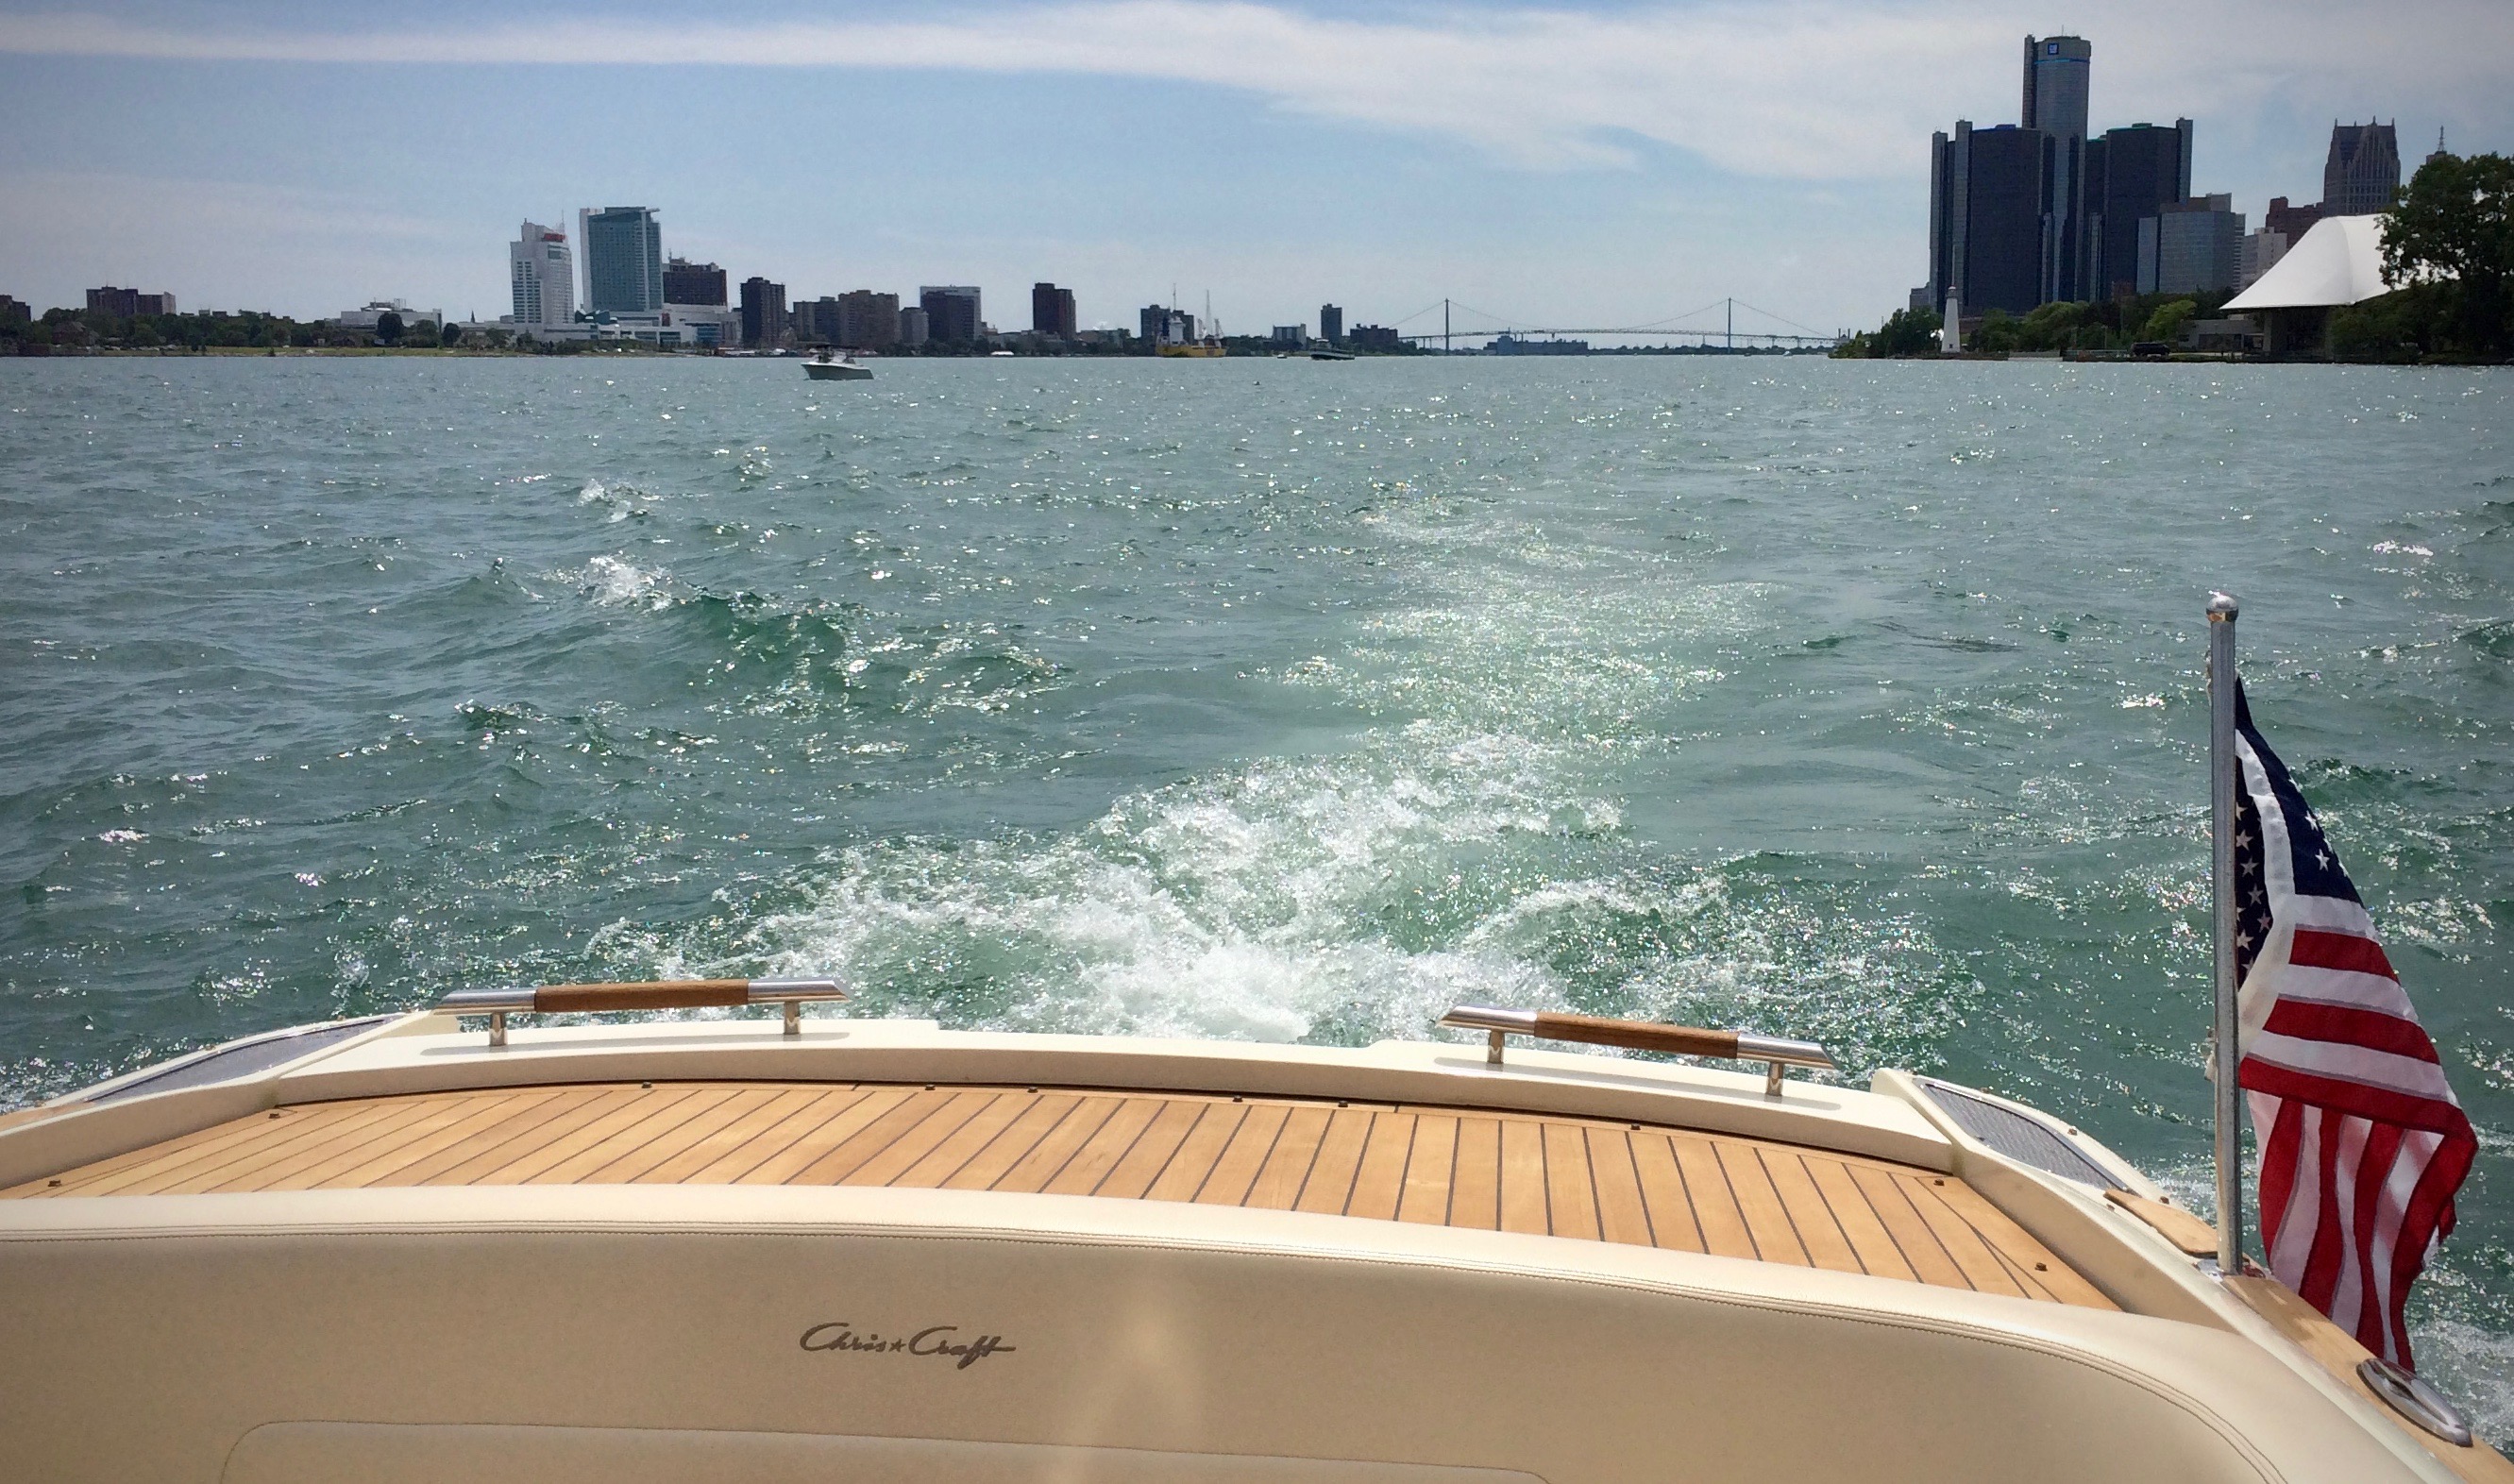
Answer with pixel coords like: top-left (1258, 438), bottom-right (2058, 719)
top-left (1387, 296), bottom-right (1845, 351)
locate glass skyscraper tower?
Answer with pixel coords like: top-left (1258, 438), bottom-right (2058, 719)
top-left (579, 207), bottom-right (664, 316)
top-left (2022, 36), bottom-right (2091, 304)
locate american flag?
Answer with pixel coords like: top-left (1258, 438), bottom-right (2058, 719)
top-left (2231, 683), bottom-right (2474, 1370)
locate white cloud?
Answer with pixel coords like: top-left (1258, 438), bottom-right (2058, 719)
top-left (0, 170), bottom-right (480, 315)
top-left (3, 1), bottom-right (2506, 179)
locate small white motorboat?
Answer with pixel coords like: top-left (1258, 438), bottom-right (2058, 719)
top-left (802, 345), bottom-right (872, 380)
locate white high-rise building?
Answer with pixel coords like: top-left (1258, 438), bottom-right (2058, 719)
top-left (509, 222), bottom-right (575, 328)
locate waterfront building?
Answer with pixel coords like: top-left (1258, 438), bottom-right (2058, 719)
top-left (2021, 35), bottom-right (2091, 302)
top-left (335, 299), bottom-right (439, 333)
top-left (0, 295), bottom-right (27, 327)
top-left (1320, 304), bottom-right (1343, 344)
top-left (2322, 122), bottom-right (2400, 217)
top-left (509, 222), bottom-right (574, 328)
top-left (2144, 194), bottom-right (2244, 295)
top-left (793, 297), bottom-right (842, 344)
top-left (1349, 325), bottom-right (1402, 352)
top-left (920, 286), bottom-right (981, 345)
top-left (1031, 283), bottom-right (1077, 338)
top-left (2080, 120), bottom-right (2193, 300)
top-left (661, 305), bottom-right (735, 347)
top-left (898, 306), bottom-right (929, 346)
top-left (1928, 122), bottom-right (2052, 317)
top-left (2225, 214), bottom-right (2399, 353)
top-left (2236, 228), bottom-right (2290, 292)
top-left (86, 286), bottom-right (175, 317)
top-left (579, 207), bottom-right (664, 314)
top-left (838, 290), bottom-right (902, 349)
top-left (738, 277), bottom-right (787, 349)
top-left (1270, 325), bottom-right (1307, 347)
top-left (662, 258), bottom-right (727, 307)
top-left (1925, 28), bottom-right (2197, 312)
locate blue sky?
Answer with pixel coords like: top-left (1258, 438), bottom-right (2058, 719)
top-left (2, 1), bottom-right (2507, 335)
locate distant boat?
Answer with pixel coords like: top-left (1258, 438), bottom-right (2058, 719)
top-left (801, 345), bottom-right (871, 380)
top-left (1156, 338), bottom-right (1226, 358)
top-left (1309, 348), bottom-right (1356, 361)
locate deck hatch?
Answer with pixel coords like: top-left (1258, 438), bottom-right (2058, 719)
top-left (83, 1018), bottom-right (394, 1105)
top-left (1918, 1078), bottom-right (2124, 1190)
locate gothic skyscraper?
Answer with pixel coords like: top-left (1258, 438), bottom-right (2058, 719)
top-left (2322, 122), bottom-right (2401, 217)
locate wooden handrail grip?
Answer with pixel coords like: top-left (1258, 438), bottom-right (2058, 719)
top-left (1526, 1011), bottom-right (1740, 1060)
top-left (440, 978), bottom-right (847, 1046)
top-left (1440, 1005), bottom-right (1833, 1093)
top-left (534, 980), bottom-right (751, 1013)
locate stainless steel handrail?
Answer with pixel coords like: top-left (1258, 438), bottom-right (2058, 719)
top-left (439, 977), bottom-right (849, 1046)
top-left (1440, 1005), bottom-right (1835, 1097)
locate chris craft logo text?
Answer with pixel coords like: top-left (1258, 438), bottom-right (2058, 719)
top-left (799, 1322), bottom-right (1018, 1370)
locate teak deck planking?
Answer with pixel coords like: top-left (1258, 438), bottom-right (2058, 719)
top-left (4, 1082), bottom-right (2113, 1308)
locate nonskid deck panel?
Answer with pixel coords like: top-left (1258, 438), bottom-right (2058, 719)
top-left (4, 1081), bottom-right (2113, 1308)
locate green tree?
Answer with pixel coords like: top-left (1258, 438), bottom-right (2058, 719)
top-left (2383, 151), bottom-right (2514, 359)
top-left (2016, 300), bottom-right (2089, 351)
top-left (438, 321), bottom-right (461, 348)
top-left (2136, 299), bottom-right (2199, 345)
top-left (2329, 284), bottom-right (2449, 363)
top-left (1887, 306), bottom-right (1942, 356)
top-left (376, 311), bottom-right (405, 346)
top-left (1968, 310), bottom-right (2021, 354)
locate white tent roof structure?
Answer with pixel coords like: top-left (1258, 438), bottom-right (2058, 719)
top-left (2225, 215), bottom-right (2395, 312)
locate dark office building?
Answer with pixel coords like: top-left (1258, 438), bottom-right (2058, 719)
top-left (738, 277), bottom-right (787, 349)
top-left (1320, 304), bottom-right (1343, 344)
top-left (920, 286), bottom-right (981, 345)
top-left (86, 286), bottom-right (141, 317)
top-left (0, 295), bottom-right (27, 328)
top-left (1031, 282), bottom-right (1077, 338)
top-left (1929, 123), bottom-right (2053, 317)
top-left (2080, 120), bottom-right (2193, 300)
top-left (2021, 35), bottom-right (2091, 302)
top-left (2322, 122), bottom-right (2400, 217)
top-left (662, 258), bottom-right (727, 306)
top-left (582, 207), bottom-right (664, 314)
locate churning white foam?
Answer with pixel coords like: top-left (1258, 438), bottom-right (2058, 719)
top-left (741, 729), bottom-right (1583, 1044)
top-left (565, 555), bottom-right (671, 610)
top-left (703, 507), bottom-right (1973, 1064)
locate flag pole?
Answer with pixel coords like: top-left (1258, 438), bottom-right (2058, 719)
top-left (2208, 591), bottom-right (2245, 1274)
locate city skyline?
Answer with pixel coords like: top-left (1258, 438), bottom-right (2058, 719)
top-left (2, 1), bottom-right (2509, 333)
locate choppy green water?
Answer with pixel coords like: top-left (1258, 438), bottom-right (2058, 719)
top-left (4, 356), bottom-right (2508, 1413)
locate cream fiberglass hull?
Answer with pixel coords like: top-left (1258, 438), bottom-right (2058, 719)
top-left (1, 1008), bottom-right (2505, 1484)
